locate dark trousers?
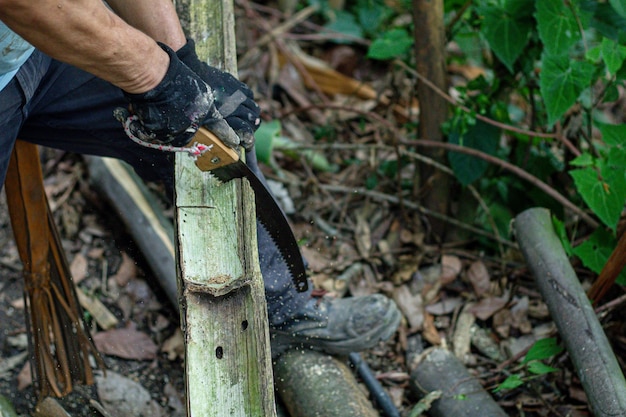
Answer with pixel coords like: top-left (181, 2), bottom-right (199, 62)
top-left (0, 50), bottom-right (310, 326)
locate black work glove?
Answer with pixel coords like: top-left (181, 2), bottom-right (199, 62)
top-left (118, 42), bottom-right (238, 148)
top-left (176, 38), bottom-right (260, 150)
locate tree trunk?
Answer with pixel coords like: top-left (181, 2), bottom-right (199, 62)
top-left (412, 0), bottom-right (450, 241)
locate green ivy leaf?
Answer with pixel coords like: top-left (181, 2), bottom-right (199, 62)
top-left (540, 53), bottom-right (595, 125)
top-left (494, 374), bottom-right (524, 392)
top-left (448, 119), bottom-right (500, 186)
top-left (609, 0), bottom-right (626, 18)
top-left (356, 0), bottom-right (391, 37)
top-left (591, 3), bottom-right (626, 44)
top-left (586, 45), bottom-right (602, 62)
top-left (598, 122), bottom-right (626, 146)
top-left (570, 165), bottom-right (623, 230)
top-left (527, 361), bottom-right (560, 375)
top-left (367, 28), bottom-right (413, 60)
top-left (523, 338), bottom-right (564, 363)
top-left (479, 0), bottom-right (533, 72)
top-left (535, 0), bottom-right (582, 54)
top-left (601, 37), bottom-right (626, 75)
top-left (573, 228), bottom-right (617, 272)
top-left (552, 216), bottom-right (573, 255)
top-left (570, 152), bottom-right (594, 167)
top-left (325, 10), bottom-right (364, 41)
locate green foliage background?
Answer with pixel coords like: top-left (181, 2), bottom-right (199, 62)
top-left (304, 0), bottom-right (626, 282)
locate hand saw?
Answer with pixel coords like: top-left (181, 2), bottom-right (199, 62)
top-left (191, 127), bottom-right (308, 293)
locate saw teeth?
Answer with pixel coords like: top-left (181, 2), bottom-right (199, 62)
top-left (258, 222), bottom-right (308, 293)
top-left (209, 162), bottom-right (308, 293)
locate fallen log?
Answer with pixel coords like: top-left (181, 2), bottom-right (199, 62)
top-left (274, 349), bottom-right (379, 417)
top-left (514, 207), bottom-right (626, 417)
top-left (406, 337), bottom-right (507, 417)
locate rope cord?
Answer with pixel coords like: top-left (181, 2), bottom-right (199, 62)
top-left (121, 115), bottom-right (213, 159)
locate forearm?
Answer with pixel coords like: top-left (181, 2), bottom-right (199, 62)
top-left (0, 0), bottom-right (168, 93)
top-left (105, 0), bottom-right (186, 50)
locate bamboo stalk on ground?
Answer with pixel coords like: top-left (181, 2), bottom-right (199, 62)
top-left (83, 156), bottom-right (178, 307)
top-left (514, 207), bottom-right (626, 417)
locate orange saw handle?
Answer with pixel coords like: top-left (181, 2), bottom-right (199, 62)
top-left (190, 127), bottom-right (240, 171)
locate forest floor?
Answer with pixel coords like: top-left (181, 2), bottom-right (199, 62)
top-left (1, 1), bottom-right (625, 416)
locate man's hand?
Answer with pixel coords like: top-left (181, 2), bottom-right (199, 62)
top-left (176, 38), bottom-right (261, 150)
top-left (120, 42), bottom-right (239, 147)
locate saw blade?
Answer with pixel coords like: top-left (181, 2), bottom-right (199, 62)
top-left (211, 162), bottom-right (308, 293)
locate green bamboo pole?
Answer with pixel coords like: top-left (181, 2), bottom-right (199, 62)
top-left (175, 0), bottom-right (276, 415)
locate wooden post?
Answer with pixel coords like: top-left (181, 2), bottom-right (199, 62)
top-left (175, 0), bottom-right (277, 415)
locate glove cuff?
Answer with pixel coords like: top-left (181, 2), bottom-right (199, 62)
top-left (124, 42), bottom-right (181, 101)
top-left (175, 38), bottom-right (197, 62)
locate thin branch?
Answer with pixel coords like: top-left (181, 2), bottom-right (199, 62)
top-left (319, 183), bottom-right (517, 248)
top-left (394, 60), bottom-right (582, 156)
top-left (282, 103), bottom-right (599, 229)
top-left (403, 139), bottom-right (599, 229)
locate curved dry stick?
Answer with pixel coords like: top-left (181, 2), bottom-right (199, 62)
top-left (403, 139), bottom-right (599, 229)
top-left (282, 103), bottom-right (598, 229)
top-left (319, 183), bottom-right (517, 248)
top-left (393, 60), bottom-right (582, 156)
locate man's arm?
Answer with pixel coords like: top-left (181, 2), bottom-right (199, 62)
top-left (0, 0), bottom-right (174, 93)
top-left (104, 0), bottom-right (186, 51)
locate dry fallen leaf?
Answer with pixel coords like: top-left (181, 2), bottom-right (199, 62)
top-left (300, 246), bottom-right (331, 273)
top-left (17, 362), bottom-right (31, 391)
top-left (467, 260), bottom-right (491, 297)
top-left (452, 308), bottom-right (476, 362)
top-left (354, 213), bottom-right (371, 258)
top-left (468, 293), bottom-right (509, 321)
top-left (111, 252), bottom-right (137, 287)
top-left (422, 312), bottom-right (442, 346)
top-left (510, 296), bottom-right (532, 334)
top-left (87, 247), bottom-right (105, 259)
top-left (440, 255), bottom-right (462, 285)
top-left (392, 285), bottom-right (424, 330)
top-left (33, 397), bottom-right (71, 417)
top-left (161, 328), bottom-right (185, 361)
top-left (9, 298), bottom-right (24, 310)
top-left (93, 326), bottom-right (158, 360)
top-left (425, 297), bottom-right (463, 315)
top-left (69, 253), bottom-right (88, 284)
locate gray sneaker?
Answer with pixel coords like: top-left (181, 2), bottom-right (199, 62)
top-left (270, 293), bottom-right (401, 357)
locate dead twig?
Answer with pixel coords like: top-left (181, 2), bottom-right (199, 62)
top-left (282, 103), bottom-right (597, 229)
top-left (393, 60), bottom-right (582, 157)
